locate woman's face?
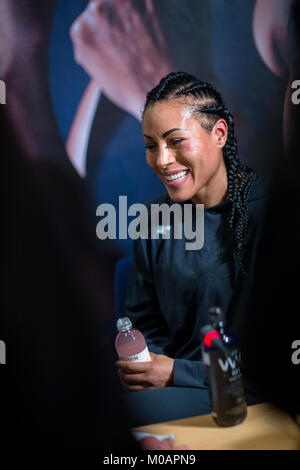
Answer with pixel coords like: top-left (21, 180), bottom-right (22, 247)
top-left (142, 100), bottom-right (228, 205)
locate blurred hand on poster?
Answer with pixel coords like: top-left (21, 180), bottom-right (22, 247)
top-left (0, 0), bottom-right (57, 76)
top-left (0, 0), bottom-right (71, 162)
top-left (70, 0), bottom-right (173, 120)
top-left (253, 0), bottom-right (299, 79)
top-left (253, 0), bottom-right (300, 155)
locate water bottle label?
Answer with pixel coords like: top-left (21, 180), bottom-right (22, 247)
top-left (217, 349), bottom-right (241, 378)
top-left (119, 346), bottom-right (151, 362)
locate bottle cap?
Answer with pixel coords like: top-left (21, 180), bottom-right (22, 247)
top-left (208, 306), bottom-right (225, 328)
top-left (116, 317), bottom-right (133, 332)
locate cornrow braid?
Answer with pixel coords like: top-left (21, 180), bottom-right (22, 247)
top-left (143, 72), bottom-right (258, 276)
top-left (144, 72), bottom-right (198, 106)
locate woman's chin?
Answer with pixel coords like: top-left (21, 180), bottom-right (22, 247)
top-left (166, 188), bottom-right (191, 203)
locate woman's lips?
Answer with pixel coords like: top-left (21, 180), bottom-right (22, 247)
top-left (164, 170), bottom-right (190, 187)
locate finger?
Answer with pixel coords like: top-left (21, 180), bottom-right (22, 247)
top-left (143, 0), bottom-right (166, 50)
top-left (158, 438), bottom-right (176, 450)
top-left (116, 360), bottom-right (152, 372)
top-left (119, 371), bottom-right (147, 385)
top-left (145, 0), bottom-right (154, 16)
top-left (87, 0), bottom-right (107, 12)
top-left (127, 384), bottom-right (152, 392)
top-left (140, 436), bottom-right (174, 450)
top-left (119, 376), bottom-right (130, 392)
top-left (88, 0), bottom-right (102, 10)
top-left (84, 0), bottom-right (113, 25)
top-left (120, 378), bottom-right (145, 393)
top-left (118, 367), bottom-right (143, 375)
top-left (116, 364), bottom-right (147, 375)
top-left (118, 372), bottom-right (155, 391)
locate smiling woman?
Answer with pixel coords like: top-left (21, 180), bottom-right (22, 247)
top-left (143, 103), bottom-right (228, 207)
top-left (143, 72), bottom-right (258, 275)
top-left (116, 72), bottom-right (270, 398)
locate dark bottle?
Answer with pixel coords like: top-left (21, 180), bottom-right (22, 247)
top-left (200, 307), bottom-right (247, 427)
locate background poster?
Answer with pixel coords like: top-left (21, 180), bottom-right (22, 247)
top-left (48, 0), bottom-right (286, 255)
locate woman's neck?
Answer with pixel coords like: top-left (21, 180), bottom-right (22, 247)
top-left (191, 160), bottom-right (228, 208)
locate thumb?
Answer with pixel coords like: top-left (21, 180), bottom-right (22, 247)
top-left (145, 0), bottom-right (154, 16)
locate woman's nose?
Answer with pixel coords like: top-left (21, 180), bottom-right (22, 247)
top-left (156, 146), bottom-right (176, 169)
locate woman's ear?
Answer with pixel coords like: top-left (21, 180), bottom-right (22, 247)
top-left (214, 119), bottom-right (228, 148)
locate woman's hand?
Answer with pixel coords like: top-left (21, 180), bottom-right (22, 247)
top-left (116, 352), bottom-right (174, 391)
top-left (70, 0), bottom-right (173, 120)
top-left (0, 0), bottom-right (57, 77)
top-left (253, 0), bottom-right (299, 79)
top-left (140, 436), bottom-right (189, 450)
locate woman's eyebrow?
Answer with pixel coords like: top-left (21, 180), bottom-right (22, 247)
top-left (144, 128), bottom-right (188, 140)
top-left (162, 128), bottom-right (187, 138)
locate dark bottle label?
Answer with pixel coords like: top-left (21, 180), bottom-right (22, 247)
top-left (203, 345), bottom-right (247, 426)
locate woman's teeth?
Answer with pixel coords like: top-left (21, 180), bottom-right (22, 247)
top-left (165, 171), bottom-right (187, 182)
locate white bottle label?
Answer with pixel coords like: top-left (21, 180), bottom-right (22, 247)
top-left (119, 346), bottom-right (151, 362)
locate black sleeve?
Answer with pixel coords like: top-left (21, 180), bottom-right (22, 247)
top-left (125, 237), bottom-right (171, 355)
top-left (173, 358), bottom-right (208, 388)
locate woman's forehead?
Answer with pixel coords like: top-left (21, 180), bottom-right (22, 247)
top-left (143, 101), bottom-right (194, 131)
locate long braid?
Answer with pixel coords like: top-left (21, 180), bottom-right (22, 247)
top-left (144, 72), bottom-right (258, 276)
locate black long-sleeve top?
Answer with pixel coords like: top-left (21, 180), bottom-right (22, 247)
top-left (125, 176), bottom-right (269, 389)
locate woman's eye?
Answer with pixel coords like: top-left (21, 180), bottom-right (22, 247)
top-left (170, 138), bottom-right (184, 145)
top-left (145, 144), bottom-right (156, 150)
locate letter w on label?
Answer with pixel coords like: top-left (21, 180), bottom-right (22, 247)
top-left (218, 357), bottom-right (236, 372)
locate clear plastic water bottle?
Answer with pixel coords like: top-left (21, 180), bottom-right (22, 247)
top-left (201, 307), bottom-right (247, 426)
top-left (115, 317), bottom-right (151, 362)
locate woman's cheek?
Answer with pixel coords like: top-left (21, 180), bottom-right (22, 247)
top-left (183, 142), bottom-right (199, 153)
top-left (146, 154), bottom-right (155, 169)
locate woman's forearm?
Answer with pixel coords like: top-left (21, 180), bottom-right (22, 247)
top-left (66, 79), bottom-right (101, 177)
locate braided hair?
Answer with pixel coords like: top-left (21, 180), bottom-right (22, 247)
top-left (143, 72), bottom-right (258, 276)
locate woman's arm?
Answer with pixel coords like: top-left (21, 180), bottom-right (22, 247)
top-left (116, 236), bottom-right (175, 391)
top-left (125, 236), bottom-right (172, 356)
top-left (66, 79), bottom-right (101, 177)
top-left (66, 0), bottom-right (173, 175)
top-left (117, 235), bottom-right (208, 391)
top-left (69, 0), bottom-right (172, 121)
top-left (0, 0), bottom-right (72, 166)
